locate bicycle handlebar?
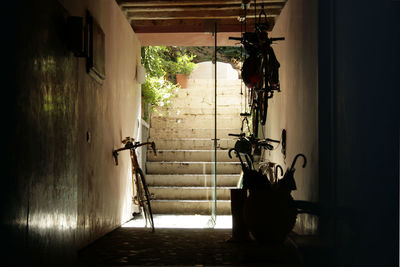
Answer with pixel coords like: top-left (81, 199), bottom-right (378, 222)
top-left (229, 133), bottom-right (245, 137)
top-left (133, 141), bottom-right (157, 156)
top-left (270, 37), bottom-right (285, 42)
top-left (229, 36), bottom-right (284, 42)
top-left (113, 138), bottom-right (157, 165)
top-left (264, 138), bottom-right (280, 143)
top-left (115, 139), bottom-right (157, 155)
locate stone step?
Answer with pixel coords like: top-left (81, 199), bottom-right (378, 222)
top-left (151, 200), bottom-right (231, 215)
top-left (147, 150), bottom-right (240, 162)
top-left (186, 79), bottom-right (242, 88)
top-left (176, 86), bottom-right (243, 98)
top-left (146, 174), bottom-right (240, 187)
top-left (151, 115), bottom-right (242, 129)
top-left (153, 106), bottom-right (243, 116)
top-left (146, 161), bottom-right (242, 174)
top-left (145, 77), bottom-right (243, 217)
top-left (149, 186), bottom-right (234, 200)
top-left (150, 138), bottom-right (236, 150)
top-left (168, 95), bottom-right (242, 109)
top-left (151, 113), bottom-right (241, 122)
top-left (152, 113), bottom-right (240, 120)
top-left (149, 128), bottom-right (243, 139)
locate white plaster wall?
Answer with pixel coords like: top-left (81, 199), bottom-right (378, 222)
top-left (262, 0), bottom-right (319, 233)
top-left (59, 0), bottom-right (142, 248)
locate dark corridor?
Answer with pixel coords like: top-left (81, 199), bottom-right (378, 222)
top-left (2, 0), bottom-right (399, 267)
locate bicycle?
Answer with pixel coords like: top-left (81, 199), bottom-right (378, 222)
top-left (230, 3), bottom-right (284, 137)
top-left (228, 130), bottom-right (280, 165)
top-left (112, 137), bottom-right (156, 232)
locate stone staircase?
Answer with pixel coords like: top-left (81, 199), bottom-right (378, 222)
top-left (146, 70), bottom-right (244, 215)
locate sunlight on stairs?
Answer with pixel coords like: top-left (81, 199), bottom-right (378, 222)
top-left (122, 215), bottom-right (232, 229)
top-left (145, 62), bottom-right (243, 220)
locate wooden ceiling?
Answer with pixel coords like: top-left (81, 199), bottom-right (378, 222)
top-left (116, 0), bottom-right (288, 46)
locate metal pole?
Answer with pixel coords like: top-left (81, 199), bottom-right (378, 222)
top-left (213, 21), bottom-right (218, 223)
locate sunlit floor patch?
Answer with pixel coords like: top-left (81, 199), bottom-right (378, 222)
top-left (122, 214), bottom-right (232, 229)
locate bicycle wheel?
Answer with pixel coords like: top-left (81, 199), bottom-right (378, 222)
top-left (259, 90), bottom-right (268, 125)
top-left (248, 87), bottom-right (255, 109)
top-left (136, 168), bottom-right (155, 232)
top-left (251, 104), bottom-right (259, 138)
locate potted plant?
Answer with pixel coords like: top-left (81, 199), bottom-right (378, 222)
top-left (163, 60), bottom-right (177, 82)
top-left (175, 54), bottom-right (197, 88)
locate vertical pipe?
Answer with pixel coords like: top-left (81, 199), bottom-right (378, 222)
top-left (213, 21), bottom-right (218, 221)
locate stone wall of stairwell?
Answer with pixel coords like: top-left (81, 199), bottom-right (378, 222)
top-left (146, 61), bottom-right (244, 215)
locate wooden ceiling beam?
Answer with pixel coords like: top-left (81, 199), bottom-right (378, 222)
top-left (117, 0), bottom-right (286, 35)
top-left (118, 0), bottom-right (286, 8)
top-left (127, 9), bottom-right (280, 20)
top-left (131, 18), bottom-right (274, 33)
top-left (137, 32), bottom-right (243, 46)
top-left (122, 3), bottom-right (285, 12)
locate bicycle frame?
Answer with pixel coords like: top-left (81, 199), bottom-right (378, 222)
top-left (230, 5), bottom-right (284, 138)
top-left (112, 137), bottom-right (156, 232)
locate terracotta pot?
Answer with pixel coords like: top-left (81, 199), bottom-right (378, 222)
top-left (176, 73), bottom-right (189, 88)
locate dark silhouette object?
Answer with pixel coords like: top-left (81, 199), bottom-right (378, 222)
top-left (233, 153), bottom-right (307, 244)
top-left (229, 21), bottom-right (284, 137)
top-left (243, 189), bottom-right (297, 243)
top-left (278, 153), bottom-right (307, 191)
top-left (229, 148), bottom-right (271, 190)
top-left (230, 188), bottom-right (252, 241)
top-left (242, 53), bottom-right (261, 89)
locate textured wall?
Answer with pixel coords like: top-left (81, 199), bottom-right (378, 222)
top-left (3, 0), bottom-right (141, 265)
top-left (262, 0), bottom-right (319, 234)
top-left (59, 0), bottom-right (142, 249)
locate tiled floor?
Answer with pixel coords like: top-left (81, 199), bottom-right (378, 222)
top-left (77, 215), bottom-right (302, 266)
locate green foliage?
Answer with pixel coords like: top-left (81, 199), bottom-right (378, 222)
top-left (173, 46), bottom-right (244, 66)
top-left (160, 50), bottom-right (197, 76)
top-left (141, 45), bottom-right (243, 109)
top-left (141, 46), bottom-right (176, 108)
top-left (175, 54), bottom-right (197, 74)
top-left (141, 46), bottom-right (168, 78)
top-left (141, 46), bottom-right (197, 109)
top-left (141, 76), bottom-right (179, 108)
top-left (217, 46), bottom-right (244, 61)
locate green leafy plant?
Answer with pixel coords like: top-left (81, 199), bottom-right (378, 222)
top-left (141, 46), bottom-right (179, 110)
top-left (141, 46), bottom-right (168, 78)
top-left (175, 54), bottom-right (197, 75)
top-left (141, 76), bottom-right (179, 108)
top-left (141, 47), bottom-right (198, 111)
